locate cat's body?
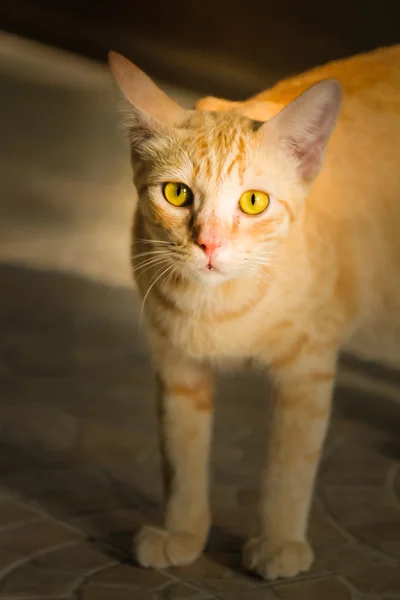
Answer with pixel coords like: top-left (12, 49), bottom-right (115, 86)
top-left (110, 45), bottom-right (400, 580)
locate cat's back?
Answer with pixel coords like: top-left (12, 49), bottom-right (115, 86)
top-left (252, 45), bottom-right (400, 109)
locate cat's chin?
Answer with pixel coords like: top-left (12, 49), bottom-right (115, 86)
top-left (195, 267), bottom-right (232, 285)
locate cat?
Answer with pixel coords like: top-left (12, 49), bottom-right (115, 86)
top-left (109, 45), bottom-right (400, 580)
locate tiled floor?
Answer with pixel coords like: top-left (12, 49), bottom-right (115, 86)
top-left (0, 32), bottom-right (400, 600)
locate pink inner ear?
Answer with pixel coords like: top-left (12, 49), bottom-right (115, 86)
top-left (288, 121), bottom-right (330, 181)
top-left (291, 139), bottom-right (325, 181)
top-left (265, 79), bottom-right (342, 182)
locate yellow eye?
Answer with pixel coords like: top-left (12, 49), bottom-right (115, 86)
top-left (163, 182), bottom-right (193, 207)
top-left (239, 190), bottom-right (270, 215)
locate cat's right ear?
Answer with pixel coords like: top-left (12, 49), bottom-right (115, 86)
top-left (260, 79), bottom-right (342, 182)
top-left (108, 51), bottom-right (188, 144)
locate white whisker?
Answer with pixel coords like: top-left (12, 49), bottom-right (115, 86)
top-left (131, 250), bottom-right (170, 260)
top-left (140, 263), bottom-right (175, 324)
top-left (134, 238), bottom-right (171, 245)
top-left (132, 257), bottom-right (171, 278)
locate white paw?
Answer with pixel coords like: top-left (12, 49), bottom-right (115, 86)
top-left (243, 537), bottom-right (314, 580)
top-left (134, 526), bottom-right (204, 568)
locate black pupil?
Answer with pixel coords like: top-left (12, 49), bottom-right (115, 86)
top-left (177, 185), bottom-right (182, 196)
top-left (251, 193), bottom-right (256, 205)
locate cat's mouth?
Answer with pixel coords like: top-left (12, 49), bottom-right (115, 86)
top-left (190, 247), bottom-right (230, 281)
top-left (202, 260), bottom-right (219, 273)
top-left (198, 262), bottom-right (228, 282)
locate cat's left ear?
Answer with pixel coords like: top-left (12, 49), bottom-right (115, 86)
top-left (109, 51), bottom-right (189, 141)
top-left (261, 79), bottom-right (342, 181)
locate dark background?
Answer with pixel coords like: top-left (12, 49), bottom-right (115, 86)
top-left (1, 0), bottom-right (399, 98)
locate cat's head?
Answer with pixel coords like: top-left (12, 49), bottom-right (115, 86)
top-left (109, 52), bottom-right (342, 284)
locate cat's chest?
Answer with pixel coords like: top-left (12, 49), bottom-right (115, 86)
top-left (143, 274), bottom-right (290, 361)
top-left (163, 310), bottom-right (258, 359)
top-left (148, 284), bottom-right (273, 360)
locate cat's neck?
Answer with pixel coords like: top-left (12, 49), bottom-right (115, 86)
top-left (156, 265), bottom-right (269, 320)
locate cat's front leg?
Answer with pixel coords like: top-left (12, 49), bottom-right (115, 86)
top-left (243, 342), bottom-right (338, 580)
top-left (135, 340), bottom-right (214, 569)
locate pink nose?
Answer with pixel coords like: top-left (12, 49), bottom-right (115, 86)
top-left (197, 231), bottom-right (224, 258)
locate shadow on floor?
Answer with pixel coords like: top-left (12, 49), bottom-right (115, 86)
top-left (0, 261), bottom-right (399, 596)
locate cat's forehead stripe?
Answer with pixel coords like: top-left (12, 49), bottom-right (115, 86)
top-left (184, 112), bottom-right (251, 184)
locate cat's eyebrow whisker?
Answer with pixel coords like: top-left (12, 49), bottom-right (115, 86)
top-left (172, 140), bottom-right (192, 166)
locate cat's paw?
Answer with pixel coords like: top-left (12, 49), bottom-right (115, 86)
top-left (134, 526), bottom-right (204, 568)
top-left (243, 537), bottom-right (313, 580)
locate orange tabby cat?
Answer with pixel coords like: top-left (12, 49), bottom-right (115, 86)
top-left (109, 45), bottom-right (400, 580)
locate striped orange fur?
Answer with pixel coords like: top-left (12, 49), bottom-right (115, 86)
top-left (109, 46), bottom-right (400, 580)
